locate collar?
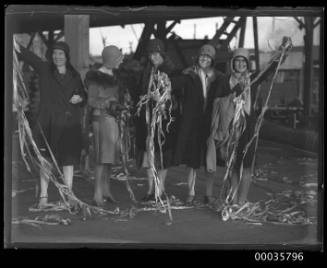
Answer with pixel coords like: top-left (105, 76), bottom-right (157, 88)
top-left (99, 66), bottom-right (114, 76)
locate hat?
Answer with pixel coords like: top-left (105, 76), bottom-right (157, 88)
top-left (101, 45), bottom-right (124, 69)
top-left (199, 44), bottom-right (216, 61)
top-left (52, 41), bottom-right (70, 56)
top-left (147, 39), bottom-right (165, 56)
top-left (231, 48), bottom-right (250, 72)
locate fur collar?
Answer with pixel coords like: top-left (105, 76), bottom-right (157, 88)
top-left (85, 69), bottom-right (117, 88)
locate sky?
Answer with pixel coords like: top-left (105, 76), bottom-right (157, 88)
top-left (89, 16), bottom-right (321, 56)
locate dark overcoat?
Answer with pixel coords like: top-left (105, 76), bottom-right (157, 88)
top-left (170, 67), bottom-right (228, 169)
top-left (18, 46), bottom-right (86, 166)
top-left (133, 60), bottom-right (179, 169)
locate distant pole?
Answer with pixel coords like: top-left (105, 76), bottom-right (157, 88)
top-left (99, 29), bottom-right (107, 49)
top-left (193, 24), bottom-right (196, 39)
top-left (238, 17), bottom-right (247, 48)
top-left (129, 41), bottom-right (133, 54)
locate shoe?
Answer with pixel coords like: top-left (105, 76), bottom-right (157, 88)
top-left (103, 195), bottom-right (118, 204)
top-left (185, 195), bottom-right (195, 205)
top-left (67, 198), bottom-right (80, 213)
top-left (204, 196), bottom-right (216, 205)
top-left (92, 199), bottom-right (105, 207)
top-left (141, 193), bottom-right (155, 202)
top-left (37, 196), bottom-right (50, 209)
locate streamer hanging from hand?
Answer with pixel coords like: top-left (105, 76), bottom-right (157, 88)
top-left (136, 68), bottom-right (174, 221)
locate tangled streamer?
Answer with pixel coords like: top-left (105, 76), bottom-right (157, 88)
top-left (219, 189), bottom-right (316, 225)
top-left (219, 94), bottom-right (247, 204)
top-left (116, 93), bottom-right (137, 203)
top-left (136, 68), bottom-right (174, 222)
top-left (216, 37), bottom-right (313, 225)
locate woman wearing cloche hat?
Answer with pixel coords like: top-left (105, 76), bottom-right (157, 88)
top-left (134, 38), bottom-right (179, 202)
top-left (168, 43), bottom-right (228, 205)
top-left (84, 45), bottom-right (127, 206)
top-left (207, 37), bottom-right (292, 206)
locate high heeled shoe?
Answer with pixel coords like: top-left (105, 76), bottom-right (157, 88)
top-left (103, 195), bottom-right (118, 204)
top-left (185, 195), bottom-right (195, 205)
top-left (141, 193), bottom-right (156, 202)
top-left (37, 195), bottom-right (51, 209)
top-left (203, 195), bottom-right (216, 205)
top-left (92, 199), bottom-right (105, 207)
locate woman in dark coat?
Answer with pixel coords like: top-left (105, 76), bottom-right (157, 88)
top-left (208, 38), bottom-right (291, 205)
top-left (170, 44), bottom-right (227, 204)
top-left (134, 39), bottom-right (178, 201)
top-left (84, 45), bottom-right (126, 206)
top-left (17, 41), bottom-right (86, 208)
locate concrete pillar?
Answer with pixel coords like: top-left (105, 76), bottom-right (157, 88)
top-left (64, 15), bottom-right (90, 80)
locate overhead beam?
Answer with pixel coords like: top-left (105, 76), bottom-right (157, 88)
top-left (38, 31), bottom-right (49, 47)
top-left (294, 16), bottom-right (306, 30)
top-left (134, 22), bottom-right (155, 59)
top-left (165, 20), bottom-right (179, 35)
top-left (7, 5), bottom-right (322, 17)
top-left (8, 6), bottom-right (322, 34)
top-left (54, 30), bottom-right (64, 41)
top-left (26, 32), bottom-right (36, 49)
top-left (238, 18), bottom-right (247, 48)
top-left (314, 18), bottom-right (321, 28)
top-left (223, 17), bottom-right (247, 45)
top-left (48, 30), bottom-right (54, 47)
top-left (155, 21), bottom-right (166, 40)
top-left (209, 16), bottom-right (235, 48)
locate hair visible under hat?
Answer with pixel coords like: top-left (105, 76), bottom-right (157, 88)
top-left (147, 39), bottom-right (165, 57)
top-left (231, 48), bottom-right (250, 72)
top-left (199, 44), bottom-right (216, 61)
top-left (52, 41), bottom-right (70, 56)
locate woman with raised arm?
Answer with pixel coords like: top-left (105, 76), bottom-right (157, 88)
top-left (16, 41), bottom-right (86, 208)
top-left (206, 37), bottom-right (292, 205)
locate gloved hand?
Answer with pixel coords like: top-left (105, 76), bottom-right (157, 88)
top-left (70, 94), bottom-right (83, 104)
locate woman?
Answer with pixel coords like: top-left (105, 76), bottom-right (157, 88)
top-left (171, 44), bottom-right (227, 204)
top-left (208, 38), bottom-right (291, 205)
top-left (84, 45), bottom-right (125, 206)
top-left (134, 39), bottom-right (178, 201)
top-left (16, 41), bottom-right (86, 208)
